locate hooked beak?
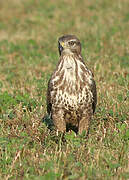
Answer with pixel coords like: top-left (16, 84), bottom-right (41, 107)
top-left (58, 41), bottom-right (64, 56)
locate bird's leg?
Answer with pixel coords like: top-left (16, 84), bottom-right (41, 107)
top-left (79, 107), bottom-right (93, 135)
top-left (52, 108), bottom-right (66, 132)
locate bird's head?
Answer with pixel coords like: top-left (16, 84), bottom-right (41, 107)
top-left (58, 35), bottom-right (81, 56)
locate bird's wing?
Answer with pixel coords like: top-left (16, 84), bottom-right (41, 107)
top-left (47, 78), bottom-right (52, 115)
top-left (91, 79), bottom-right (97, 113)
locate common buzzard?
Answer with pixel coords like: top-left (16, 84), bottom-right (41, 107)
top-left (47, 35), bottom-right (97, 134)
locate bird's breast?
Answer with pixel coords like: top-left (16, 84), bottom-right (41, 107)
top-left (51, 55), bottom-right (93, 110)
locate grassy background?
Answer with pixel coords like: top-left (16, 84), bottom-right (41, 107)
top-left (0, 0), bottom-right (129, 179)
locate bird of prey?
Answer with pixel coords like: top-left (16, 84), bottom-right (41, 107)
top-left (47, 35), bottom-right (97, 134)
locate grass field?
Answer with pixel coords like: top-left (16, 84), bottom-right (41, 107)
top-left (0, 0), bottom-right (129, 179)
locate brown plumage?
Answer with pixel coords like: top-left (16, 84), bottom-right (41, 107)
top-left (47, 35), bottom-right (97, 134)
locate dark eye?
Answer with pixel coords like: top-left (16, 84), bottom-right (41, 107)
top-left (68, 41), bottom-right (75, 46)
